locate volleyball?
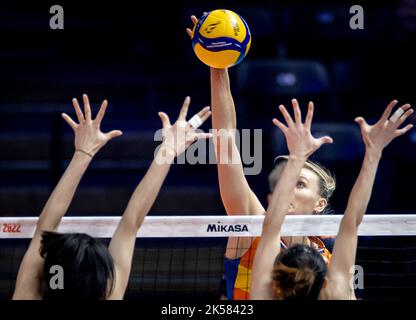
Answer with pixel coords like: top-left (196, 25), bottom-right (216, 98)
top-left (191, 9), bottom-right (251, 69)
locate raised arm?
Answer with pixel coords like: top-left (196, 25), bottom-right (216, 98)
top-left (13, 95), bottom-right (122, 299)
top-left (187, 16), bottom-right (263, 216)
top-left (326, 100), bottom-right (413, 299)
top-left (107, 97), bottom-right (212, 299)
top-left (251, 100), bottom-right (333, 299)
top-left (210, 68), bottom-right (264, 214)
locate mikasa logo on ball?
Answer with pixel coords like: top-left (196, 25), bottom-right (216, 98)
top-left (205, 21), bottom-right (221, 34)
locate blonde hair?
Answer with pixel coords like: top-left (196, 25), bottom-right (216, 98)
top-left (268, 156), bottom-right (336, 205)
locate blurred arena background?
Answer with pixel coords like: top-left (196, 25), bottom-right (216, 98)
top-left (0, 0), bottom-right (415, 299)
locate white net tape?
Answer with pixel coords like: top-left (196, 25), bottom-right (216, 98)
top-left (1, 214), bottom-right (416, 238)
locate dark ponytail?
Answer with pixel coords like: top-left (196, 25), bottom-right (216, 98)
top-left (40, 231), bottom-right (114, 300)
top-left (272, 244), bottom-right (327, 300)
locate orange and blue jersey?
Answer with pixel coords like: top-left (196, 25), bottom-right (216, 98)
top-left (224, 237), bottom-right (332, 300)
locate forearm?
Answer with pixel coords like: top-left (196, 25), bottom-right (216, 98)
top-left (210, 68), bottom-right (236, 131)
top-left (121, 145), bottom-right (175, 230)
top-left (252, 156), bottom-right (306, 300)
top-left (265, 155), bottom-right (306, 231)
top-left (343, 149), bottom-right (381, 227)
top-left (37, 151), bottom-right (91, 231)
top-left (211, 68), bottom-right (256, 213)
top-left (211, 68), bottom-right (240, 168)
top-left (327, 150), bottom-right (381, 289)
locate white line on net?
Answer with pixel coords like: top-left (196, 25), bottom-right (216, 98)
top-left (1, 215), bottom-right (416, 238)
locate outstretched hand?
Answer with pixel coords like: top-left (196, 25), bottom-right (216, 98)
top-left (272, 99), bottom-right (333, 159)
top-left (158, 96), bottom-right (212, 157)
top-left (62, 94), bottom-right (123, 157)
top-left (355, 100), bottom-right (414, 153)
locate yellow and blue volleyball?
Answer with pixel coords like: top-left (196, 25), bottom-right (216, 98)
top-left (191, 9), bottom-right (251, 69)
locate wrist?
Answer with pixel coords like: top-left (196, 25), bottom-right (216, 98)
top-left (210, 67), bottom-right (228, 79)
top-left (75, 149), bottom-right (94, 159)
top-left (365, 148), bottom-right (382, 161)
top-left (73, 150), bottom-right (93, 163)
top-left (288, 154), bottom-right (308, 163)
top-left (155, 144), bottom-right (176, 164)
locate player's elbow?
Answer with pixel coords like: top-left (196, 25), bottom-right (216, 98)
top-left (119, 215), bottom-right (142, 236)
top-left (262, 214), bottom-right (280, 234)
top-left (221, 196), bottom-right (250, 215)
top-left (340, 215), bottom-right (361, 233)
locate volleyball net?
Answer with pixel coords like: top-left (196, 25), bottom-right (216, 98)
top-left (1, 214), bottom-right (416, 299)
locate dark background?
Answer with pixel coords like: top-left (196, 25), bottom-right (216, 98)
top-left (0, 0), bottom-right (415, 300)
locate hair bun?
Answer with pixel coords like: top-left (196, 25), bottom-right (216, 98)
top-left (272, 263), bottom-right (316, 299)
